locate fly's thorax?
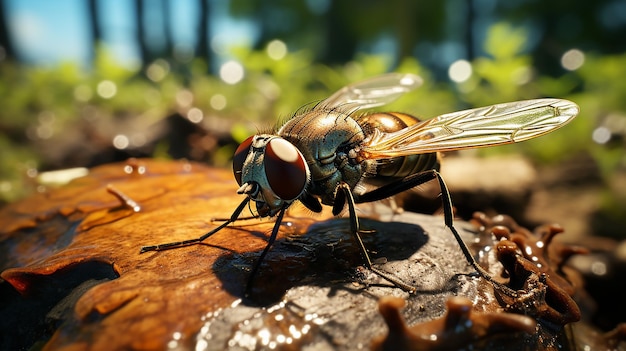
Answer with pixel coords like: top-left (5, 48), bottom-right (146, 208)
top-left (278, 110), bottom-right (367, 205)
top-left (279, 110), bottom-right (366, 180)
top-left (232, 134), bottom-right (310, 216)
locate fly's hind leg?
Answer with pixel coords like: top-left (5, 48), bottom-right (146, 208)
top-left (353, 170), bottom-right (518, 298)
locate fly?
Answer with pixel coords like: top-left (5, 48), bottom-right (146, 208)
top-left (141, 73), bottom-right (579, 297)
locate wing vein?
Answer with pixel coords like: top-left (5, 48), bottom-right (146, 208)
top-left (361, 98), bottom-right (579, 158)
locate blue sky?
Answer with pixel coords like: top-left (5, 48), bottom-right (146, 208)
top-left (7, 0), bottom-right (91, 64)
top-left (4, 0), bottom-right (256, 66)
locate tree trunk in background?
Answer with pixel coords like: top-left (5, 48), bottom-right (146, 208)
top-left (88, 0), bottom-right (101, 64)
top-left (135, 0), bottom-right (149, 68)
top-left (0, 0), bottom-right (16, 61)
top-left (394, 0), bottom-right (417, 63)
top-left (322, 1), bottom-right (357, 64)
top-left (196, 0), bottom-right (210, 66)
top-left (464, 0), bottom-right (475, 60)
top-left (162, 0), bottom-right (173, 57)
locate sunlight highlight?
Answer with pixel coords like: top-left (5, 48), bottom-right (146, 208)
top-left (97, 80), bottom-right (117, 99)
top-left (210, 94), bottom-right (227, 110)
top-left (267, 39), bottom-right (287, 60)
top-left (448, 59), bottom-right (472, 83)
top-left (146, 59), bottom-right (170, 82)
top-left (220, 60), bottom-right (244, 84)
top-left (187, 108), bottom-right (204, 123)
top-left (561, 49), bottom-right (585, 71)
top-left (113, 134), bottom-right (129, 149)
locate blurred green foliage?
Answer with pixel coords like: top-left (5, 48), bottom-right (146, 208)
top-left (1, 23), bottom-right (626, 208)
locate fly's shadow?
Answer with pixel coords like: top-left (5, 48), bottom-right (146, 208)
top-left (212, 216), bottom-right (429, 305)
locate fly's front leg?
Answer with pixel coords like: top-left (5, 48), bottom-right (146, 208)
top-left (244, 205), bottom-right (287, 296)
top-left (140, 197), bottom-right (251, 253)
top-left (335, 183), bottom-right (417, 293)
top-left (211, 214), bottom-right (260, 222)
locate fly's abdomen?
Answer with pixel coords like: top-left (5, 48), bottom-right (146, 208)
top-left (376, 152), bottom-right (439, 178)
top-left (358, 112), bottom-right (440, 179)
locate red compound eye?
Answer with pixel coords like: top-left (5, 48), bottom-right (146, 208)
top-left (264, 138), bottom-right (307, 200)
top-left (232, 135), bottom-right (254, 185)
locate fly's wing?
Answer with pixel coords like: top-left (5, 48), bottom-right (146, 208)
top-left (318, 73), bottom-right (423, 113)
top-left (361, 98), bottom-right (579, 158)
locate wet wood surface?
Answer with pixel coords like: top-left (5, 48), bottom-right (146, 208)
top-left (0, 158), bottom-right (614, 350)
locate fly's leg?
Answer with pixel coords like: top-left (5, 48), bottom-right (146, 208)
top-left (140, 197), bottom-right (250, 253)
top-left (432, 172), bottom-right (518, 297)
top-left (335, 183), bottom-right (417, 293)
top-left (140, 196), bottom-right (285, 296)
top-left (212, 215), bottom-right (259, 222)
top-left (354, 170), bottom-right (518, 298)
top-left (244, 206), bottom-right (287, 296)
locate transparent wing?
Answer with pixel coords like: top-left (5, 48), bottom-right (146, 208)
top-left (318, 73), bottom-right (423, 113)
top-left (361, 98), bottom-right (579, 158)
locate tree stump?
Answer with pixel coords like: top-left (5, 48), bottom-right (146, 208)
top-left (0, 159), bottom-right (621, 350)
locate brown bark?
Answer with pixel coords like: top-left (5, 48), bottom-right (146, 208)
top-left (0, 159), bottom-right (598, 350)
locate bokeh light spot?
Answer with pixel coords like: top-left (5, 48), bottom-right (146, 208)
top-left (146, 59), bottom-right (170, 82)
top-left (561, 49), bottom-right (585, 71)
top-left (266, 39), bottom-right (287, 60)
top-left (113, 134), bottom-right (129, 149)
top-left (97, 80), bottom-right (117, 99)
top-left (176, 89), bottom-right (194, 108)
top-left (592, 126), bottom-right (611, 144)
top-left (187, 107), bottom-right (204, 123)
top-left (220, 61), bottom-right (244, 84)
top-left (210, 94), bottom-right (227, 110)
top-left (448, 59), bottom-right (472, 83)
top-left (74, 84), bottom-right (93, 102)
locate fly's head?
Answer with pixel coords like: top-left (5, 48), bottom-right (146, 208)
top-left (232, 135), bottom-right (310, 217)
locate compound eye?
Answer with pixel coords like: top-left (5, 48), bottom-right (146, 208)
top-left (233, 135), bottom-right (254, 185)
top-left (264, 138), bottom-right (307, 200)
